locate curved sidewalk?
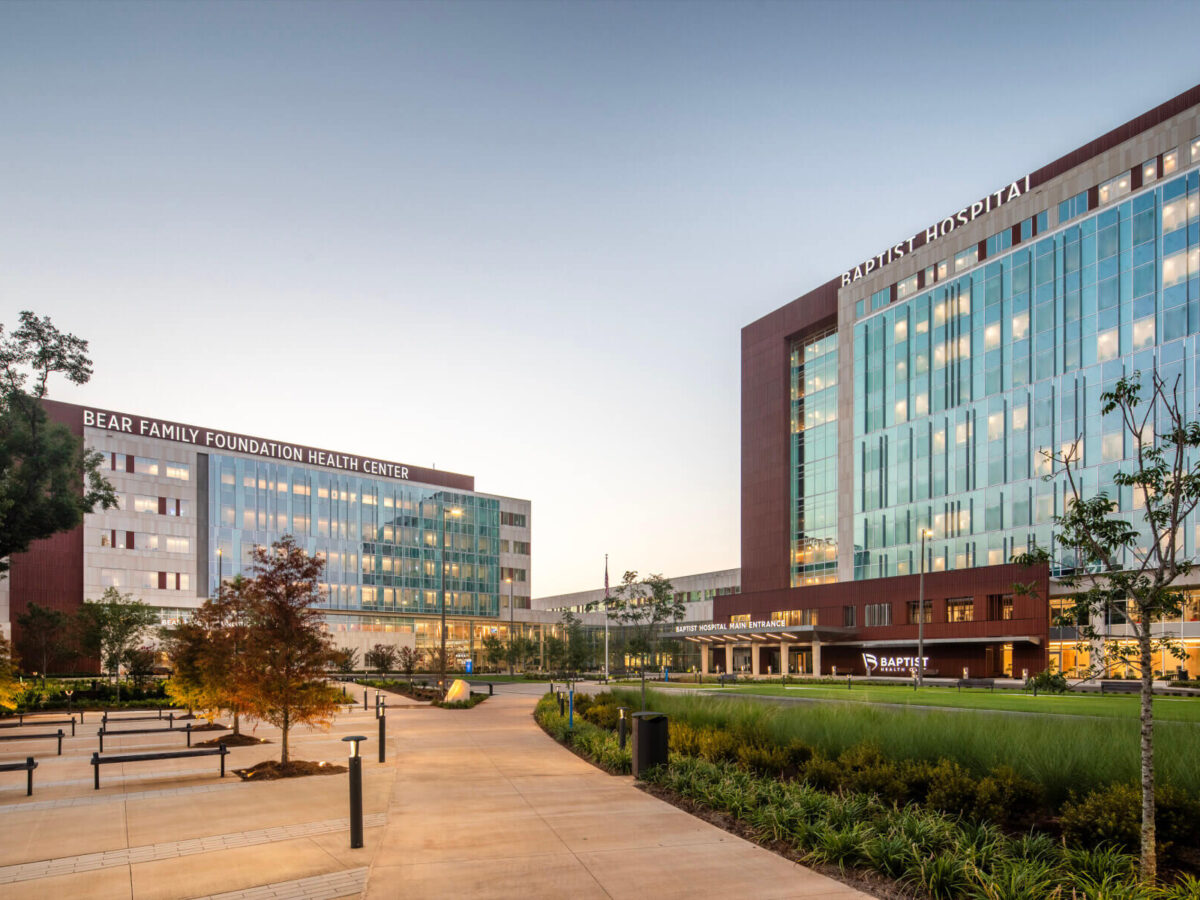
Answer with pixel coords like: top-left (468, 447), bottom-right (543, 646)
top-left (365, 689), bottom-right (872, 899)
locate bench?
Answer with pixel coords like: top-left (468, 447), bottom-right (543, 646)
top-left (1100, 680), bottom-right (1141, 694)
top-left (0, 717), bottom-right (76, 736)
top-left (0, 729), bottom-right (64, 755)
top-left (0, 757), bottom-right (38, 796)
top-left (102, 711), bottom-right (175, 727)
top-left (91, 743), bottom-right (229, 789)
top-left (718, 674), bottom-right (738, 686)
top-left (98, 722), bottom-right (221, 752)
top-left (956, 678), bottom-right (996, 691)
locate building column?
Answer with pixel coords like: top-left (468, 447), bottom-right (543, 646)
top-left (751, 642), bottom-right (761, 676)
top-left (812, 639), bottom-right (821, 676)
top-left (700, 643), bottom-right (710, 675)
top-left (780, 639), bottom-right (790, 674)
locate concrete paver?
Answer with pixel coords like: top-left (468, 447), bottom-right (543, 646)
top-left (364, 691), bottom-right (872, 899)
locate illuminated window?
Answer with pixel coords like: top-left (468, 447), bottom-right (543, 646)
top-left (988, 412), bottom-right (1004, 441)
top-left (1142, 159), bottom-right (1157, 185)
top-left (1163, 149), bottom-right (1179, 175)
top-left (133, 456), bottom-right (159, 476)
top-left (945, 598), bottom-right (974, 622)
top-left (894, 319), bottom-right (908, 342)
top-left (164, 462), bottom-right (190, 481)
top-left (1132, 316), bottom-right (1155, 351)
top-left (954, 246), bottom-right (978, 272)
top-left (984, 322), bottom-right (1001, 350)
top-left (1098, 172), bottom-right (1131, 204)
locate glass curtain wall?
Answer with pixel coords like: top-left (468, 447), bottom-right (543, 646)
top-left (208, 454), bottom-right (501, 616)
top-left (790, 327), bottom-right (839, 586)
top-left (853, 167), bottom-right (1200, 581)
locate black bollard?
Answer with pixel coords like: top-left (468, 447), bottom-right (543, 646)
top-left (557, 692), bottom-right (565, 716)
top-left (98, 727), bottom-right (104, 753)
top-left (378, 715), bottom-right (386, 763)
top-left (342, 736), bottom-right (367, 849)
top-left (363, 689), bottom-right (368, 711)
top-left (186, 723), bottom-right (192, 747)
top-left (56, 729), bottom-right (63, 756)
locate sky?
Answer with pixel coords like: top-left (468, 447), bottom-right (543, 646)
top-left (2, 1), bottom-right (1199, 596)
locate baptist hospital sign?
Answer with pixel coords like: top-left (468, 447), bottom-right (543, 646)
top-left (862, 653), bottom-right (930, 675)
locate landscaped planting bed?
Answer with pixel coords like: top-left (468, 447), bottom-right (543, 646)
top-left (534, 690), bottom-right (1200, 898)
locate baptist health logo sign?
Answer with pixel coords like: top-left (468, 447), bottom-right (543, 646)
top-left (862, 652), bottom-right (930, 675)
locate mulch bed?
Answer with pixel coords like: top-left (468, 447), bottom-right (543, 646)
top-left (196, 733), bottom-right (270, 747)
top-left (233, 759), bottom-right (347, 781)
top-left (638, 781), bottom-right (907, 900)
top-left (190, 722), bottom-right (229, 732)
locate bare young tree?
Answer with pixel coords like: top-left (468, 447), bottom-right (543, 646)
top-left (1014, 370), bottom-right (1200, 883)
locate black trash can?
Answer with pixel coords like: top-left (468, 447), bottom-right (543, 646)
top-left (631, 711), bottom-right (669, 779)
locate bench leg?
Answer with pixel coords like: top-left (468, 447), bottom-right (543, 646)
top-left (220, 748), bottom-right (226, 778)
top-left (93, 755), bottom-right (100, 790)
top-left (57, 730), bottom-right (63, 756)
top-left (26, 758), bottom-right (33, 797)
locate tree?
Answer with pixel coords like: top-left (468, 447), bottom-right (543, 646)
top-left (481, 634), bottom-right (506, 671)
top-left (124, 646), bottom-right (157, 686)
top-left (160, 619), bottom-right (210, 717)
top-left (397, 646), bottom-right (421, 686)
top-left (0, 311), bottom-right (116, 576)
top-left (562, 611), bottom-right (589, 672)
top-left (242, 536), bottom-right (340, 765)
top-left (364, 643), bottom-right (398, 676)
top-left (599, 571), bottom-right (683, 709)
top-left (193, 575), bottom-right (256, 737)
top-left (75, 588), bottom-right (159, 701)
top-left (1013, 371), bottom-right (1200, 883)
top-left (0, 635), bottom-right (20, 710)
top-left (330, 647), bottom-right (359, 674)
top-left (544, 634), bottom-right (567, 673)
top-left (15, 602), bottom-right (70, 675)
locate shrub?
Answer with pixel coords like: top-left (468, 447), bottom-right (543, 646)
top-left (925, 759), bottom-right (978, 817)
top-left (974, 765), bottom-right (1043, 827)
top-left (801, 756), bottom-right (842, 792)
top-left (1028, 669), bottom-right (1068, 694)
top-left (696, 726), bottom-right (740, 763)
top-left (669, 720), bottom-right (702, 757)
top-left (736, 742), bottom-right (790, 776)
top-left (1062, 782), bottom-right (1200, 859)
top-left (582, 703), bottom-right (619, 730)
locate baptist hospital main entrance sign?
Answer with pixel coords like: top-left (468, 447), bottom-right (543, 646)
top-left (675, 621), bottom-right (851, 676)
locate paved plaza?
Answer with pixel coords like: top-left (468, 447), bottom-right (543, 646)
top-left (0, 684), bottom-right (870, 899)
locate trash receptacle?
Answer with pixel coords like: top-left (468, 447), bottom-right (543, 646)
top-left (631, 711), bottom-right (668, 779)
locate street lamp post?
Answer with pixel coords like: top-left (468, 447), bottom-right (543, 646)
top-left (439, 504), bottom-right (462, 697)
top-left (918, 528), bottom-right (932, 687)
top-left (215, 546), bottom-right (223, 596)
top-left (506, 577), bottom-right (515, 676)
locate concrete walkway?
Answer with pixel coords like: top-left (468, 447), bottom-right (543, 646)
top-left (364, 690), bottom-right (872, 899)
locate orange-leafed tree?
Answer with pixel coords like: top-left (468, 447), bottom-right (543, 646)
top-left (243, 536), bottom-right (340, 765)
top-left (194, 574), bottom-right (256, 736)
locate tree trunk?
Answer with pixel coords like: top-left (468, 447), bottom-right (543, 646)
top-left (1139, 631), bottom-right (1157, 883)
top-left (281, 710), bottom-right (289, 765)
top-left (233, 709), bottom-right (240, 737)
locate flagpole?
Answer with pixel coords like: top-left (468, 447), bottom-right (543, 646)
top-left (604, 554), bottom-right (610, 683)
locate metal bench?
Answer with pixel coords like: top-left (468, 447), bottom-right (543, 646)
top-left (718, 674), bottom-right (738, 686)
top-left (97, 722), bottom-right (222, 752)
top-left (0, 729), bottom-right (64, 755)
top-left (1100, 680), bottom-right (1141, 694)
top-left (0, 717), bottom-right (76, 736)
top-left (956, 678), bottom-right (996, 691)
top-left (0, 757), bottom-right (38, 796)
top-left (91, 743), bottom-right (229, 789)
top-left (102, 711), bottom-right (176, 727)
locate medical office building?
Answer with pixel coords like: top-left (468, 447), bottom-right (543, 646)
top-left (697, 84), bottom-right (1200, 681)
top-left (0, 400), bottom-right (533, 667)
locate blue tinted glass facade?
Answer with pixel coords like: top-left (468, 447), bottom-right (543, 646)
top-left (207, 454), bottom-right (500, 616)
top-left (790, 328), bottom-right (839, 586)
top-left (853, 169), bottom-right (1200, 581)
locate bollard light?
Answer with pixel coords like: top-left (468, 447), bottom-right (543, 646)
top-left (342, 735), bottom-right (368, 849)
top-left (378, 714), bottom-right (386, 763)
top-left (617, 706), bottom-right (630, 750)
top-left (962, 667), bottom-right (969, 680)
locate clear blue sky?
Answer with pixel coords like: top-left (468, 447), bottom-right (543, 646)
top-left (2, 1), bottom-right (1198, 595)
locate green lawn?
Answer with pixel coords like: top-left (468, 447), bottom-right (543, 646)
top-left (651, 680), bottom-right (1200, 722)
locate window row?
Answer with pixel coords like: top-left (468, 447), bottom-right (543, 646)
top-left (109, 453), bottom-right (191, 481)
top-left (99, 530), bottom-right (190, 553)
top-left (99, 569), bottom-right (191, 591)
top-left (116, 493), bottom-right (191, 516)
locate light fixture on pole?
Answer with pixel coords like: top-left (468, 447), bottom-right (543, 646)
top-left (439, 503), bottom-right (463, 697)
top-left (918, 528), bottom-right (933, 687)
top-left (603, 553), bottom-right (610, 682)
top-left (506, 576), bottom-right (514, 676)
